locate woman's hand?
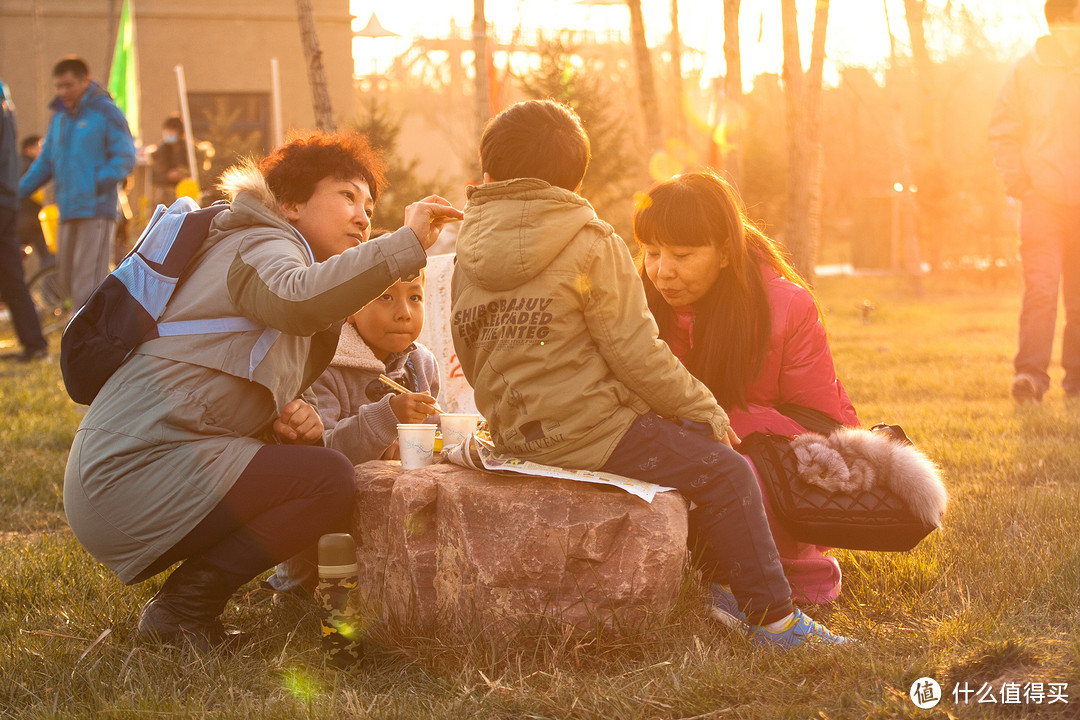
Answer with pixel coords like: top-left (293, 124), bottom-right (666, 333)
top-left (389, 392), bottom-right (439, 424)
top-left (273, 398), bottom-right (324, 445)
top-left (404, 195), bottom-right (463, 250)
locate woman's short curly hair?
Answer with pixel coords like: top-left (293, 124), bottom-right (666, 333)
top-left (258, 130), bottom-right (387, 205)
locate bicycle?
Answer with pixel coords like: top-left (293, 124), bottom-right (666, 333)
top-left (26, 262), bottom-right (70, 335)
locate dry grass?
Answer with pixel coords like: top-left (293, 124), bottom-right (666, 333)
top-left (1, 271), bottom-right (1078, 719)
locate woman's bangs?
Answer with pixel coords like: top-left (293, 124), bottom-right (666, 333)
top-left (638, 193), bottom-right (714, 248)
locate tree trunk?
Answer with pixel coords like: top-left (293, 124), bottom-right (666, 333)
top-left (627, 0), bottom-right (663, 152)
top-left (781, 0), bottom-right (829, 283)
top-left (473, 0), bottom-right (491, 180)
top-left (884, 0), bottom-right (922, 293)
top-left (902, 0), bottom-right (938, 279)
top-left (295, 0), bottom-right (335, 132)
top-left (669, 0), bottom-right (687, 139)
top-left (721, 0), bottom-right (743, 186)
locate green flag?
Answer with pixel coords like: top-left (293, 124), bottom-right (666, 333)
top-left (108, 0), bottom-right (139, 141)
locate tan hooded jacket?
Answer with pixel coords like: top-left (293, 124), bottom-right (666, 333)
top-left (450, 178), bottom-right (728, 469)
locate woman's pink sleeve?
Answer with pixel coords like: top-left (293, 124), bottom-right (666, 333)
top-left (776, 290), bottom-right (860, 427)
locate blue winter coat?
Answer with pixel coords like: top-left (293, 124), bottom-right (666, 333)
top-left (19, 81), bottom-right (135, 222)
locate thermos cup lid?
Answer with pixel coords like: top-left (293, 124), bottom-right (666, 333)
top-left (318, 533), bottom-right (357, 576)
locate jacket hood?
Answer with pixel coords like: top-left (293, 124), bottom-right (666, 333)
top-left (455, 178), bottom-right (604, 291)
top-left (1033, 34), bottom-right (1070, 67)
top-left (50, 81), bottom-right (116, 116)
top-left (332, 321), bottom-right (389, 371)
top-left (214, 162), bottom-right (296, 236)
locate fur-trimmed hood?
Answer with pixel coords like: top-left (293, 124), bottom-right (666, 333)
top-left (217, 161), bottom-right (281, 217)
top-left (211, 162), bottom-right (304, 246)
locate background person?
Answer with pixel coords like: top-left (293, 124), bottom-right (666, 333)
top-left (989, 0), bottom-right (1080, 404)
top-left (0, 78), bottom-right (49, 362)
top-left (634, 170), bottom-right (859, 606)
top-left (63, 131), bottom-right (460, 650)
top-left (16, 135), bottom-right (53, 269)
top-left (150, 114), bottom-right (192, 206)
top-left (18, 56), bottom-right (136, 309)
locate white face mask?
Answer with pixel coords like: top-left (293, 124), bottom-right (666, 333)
top-left (163, 132), bottom-right (179, 144)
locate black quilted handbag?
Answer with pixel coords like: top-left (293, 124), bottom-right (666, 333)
top-left (739, 406), bottom-right (938, 552)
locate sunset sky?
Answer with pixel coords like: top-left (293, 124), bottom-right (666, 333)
top-left (351, 0), bottom-right (1048, 86)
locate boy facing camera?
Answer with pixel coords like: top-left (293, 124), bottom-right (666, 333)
top-left (267, 259), bottom-right (440, 595)
top-left (449, 99), bottom-right (851, 649)
top-left (314, 270), bottom-right (440, 462)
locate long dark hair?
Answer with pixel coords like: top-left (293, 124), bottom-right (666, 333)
top-left (633, 171), bottom-right (814, 410)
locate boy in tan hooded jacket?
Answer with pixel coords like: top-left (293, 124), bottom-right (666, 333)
top-left (450, 100), bottom-right (851, 649)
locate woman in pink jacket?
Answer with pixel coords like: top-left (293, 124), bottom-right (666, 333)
top-left (634, 171), bottom-right (858, 605)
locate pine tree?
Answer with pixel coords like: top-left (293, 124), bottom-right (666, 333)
top-left (351, 99), bottom-right (448, 232)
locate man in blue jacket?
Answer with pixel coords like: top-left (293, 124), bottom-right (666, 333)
top-left (19, 56), bottom-right (136, 309)
top-left (0, 79), bottom-right (48, 362)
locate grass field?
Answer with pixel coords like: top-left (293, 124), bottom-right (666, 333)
top-left (1, 272), bottom-right (1078, 719)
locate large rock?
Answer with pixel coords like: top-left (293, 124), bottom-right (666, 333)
top-left (350, 461), bottom-right (688, 633)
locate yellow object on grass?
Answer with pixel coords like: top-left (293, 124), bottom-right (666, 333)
top-left (38, 204), bottom-right (58, 253)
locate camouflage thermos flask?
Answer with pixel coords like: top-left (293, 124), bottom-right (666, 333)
top-left (316, 533), bottom-right (362, 668)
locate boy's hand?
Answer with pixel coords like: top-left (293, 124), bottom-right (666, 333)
top-left (404, 195), bottom-right (463, 250)
top-left (273, 398), bottom-right (324, 445)
top-left (380, 440), bottom-right (401, 461)
top-left (389, 392), bottom-right (439, 424)
top-left (718, 426), bottom-right (740, 449)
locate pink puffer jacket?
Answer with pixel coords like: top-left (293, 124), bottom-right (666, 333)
top-left (665, 264), bottom-right (858, 604)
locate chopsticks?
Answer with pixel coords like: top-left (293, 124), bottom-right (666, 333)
top-left (378, 374), bottom-right (444, 414)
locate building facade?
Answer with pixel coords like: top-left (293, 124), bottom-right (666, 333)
top-left (0, 0), bottom-right (354, 153)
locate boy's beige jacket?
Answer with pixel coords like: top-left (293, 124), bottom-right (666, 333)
top-left (451, 178), bottom-right (729, 469)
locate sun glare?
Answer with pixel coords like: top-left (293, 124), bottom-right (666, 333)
top-left (353, 0), bottom-right (1046, 89)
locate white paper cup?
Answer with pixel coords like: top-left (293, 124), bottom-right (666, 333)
top-left (397, 423), bottom-right (437, 470)
top-left (439, 413), bottom-right (479, 447)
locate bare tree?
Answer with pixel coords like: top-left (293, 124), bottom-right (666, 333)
top-left (627, 0), bottom-right (663, 152)
top-left (473, 0), bottom-right (491, 179)
top-left (902, 0), bottom-right (942, 277)
top-left (780, 0), bottom-right (829, 282)
top-left (669, 0), bottom-right (687, 139)
top-left (295, 0), bottom-right (335, 132)
top-left (903, 0), bottom-right (935, 154)
top-left (884, 0), bottom-right (920, 287)
top-left (721, 0), bottom-right (743, 186)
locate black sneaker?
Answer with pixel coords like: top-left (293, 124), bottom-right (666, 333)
top-left (1011, 375), bottom-right (1043, 404)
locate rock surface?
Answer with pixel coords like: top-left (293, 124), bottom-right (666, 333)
top-left (350, 461), bottom-right (688, 632)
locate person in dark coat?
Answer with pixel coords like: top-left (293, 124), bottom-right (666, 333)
top-left (0, 78), bottom-right (48, 362)
top-left (150, 114), bottom-right (191, 206)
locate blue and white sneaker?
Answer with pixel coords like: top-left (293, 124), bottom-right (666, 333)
top-left (708, 583), bottom-right (748, 629)
top-left (749, 608), bottom-right (852, 649)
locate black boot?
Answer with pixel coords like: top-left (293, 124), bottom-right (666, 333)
top-left (137, 557), bottom-right (250, 651)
